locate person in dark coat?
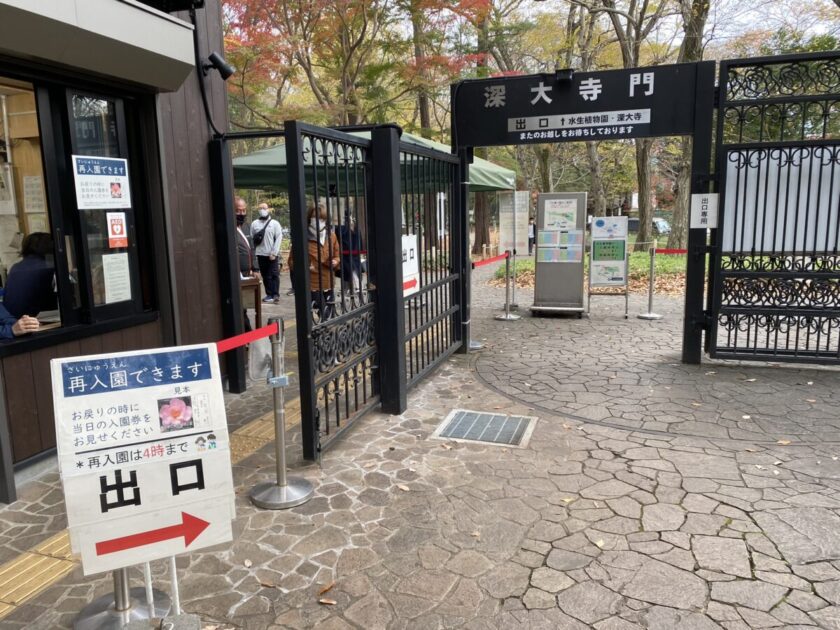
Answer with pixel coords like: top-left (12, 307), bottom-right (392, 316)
top-left (4, 232), bottom-right (56, 318)
top-left (337, 215), bottom-right (364, 294)
top-left (234, 197), bottom-right (257, 331)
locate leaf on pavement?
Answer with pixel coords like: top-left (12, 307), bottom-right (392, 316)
top-left (319, 581), bottom-right (336, 595)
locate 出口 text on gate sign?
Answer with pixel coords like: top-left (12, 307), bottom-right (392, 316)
top-left (453, 62), bottom-right (711, 148)
top-left (50, 344), bottom-right (235, 575)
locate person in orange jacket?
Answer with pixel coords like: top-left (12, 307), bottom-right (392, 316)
top-left (287, 201), bottom-right (340, 322)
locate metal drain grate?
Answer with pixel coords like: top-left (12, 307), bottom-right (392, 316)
top-left (431, 409), bottom-right (537, 448)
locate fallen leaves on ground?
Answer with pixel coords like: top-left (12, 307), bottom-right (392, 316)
top-left (319, 581), bottom-right (336, 595)
top-left (488, 269), bottom-right (689, 297)
top-left (319, 598), bottom-right (337, 606)
top-left (777, 439), bottom-right (792, 445)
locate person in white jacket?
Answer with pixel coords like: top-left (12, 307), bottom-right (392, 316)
top-left (250, 203), bottom-right (284, 303)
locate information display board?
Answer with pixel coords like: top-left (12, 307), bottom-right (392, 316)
top-left (532, 192), bottom-right (587, 314)
top-left (51, 344), bottom-right (235, 575)
top-left (588, 215), bottom-right (629, 317)
top-left (498, 191), bottom-right (529, 254)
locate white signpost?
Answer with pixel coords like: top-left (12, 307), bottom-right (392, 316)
top-left (588, 215), bottom-right (629, 317)
top-left (498, 191), bottom-right (529, 253)
top-left (402, 233), bottom-right (420, 296)
top-left (498, 190), bottom-right (529, 309)
top-left (51, 344), bottom-right (235, 578)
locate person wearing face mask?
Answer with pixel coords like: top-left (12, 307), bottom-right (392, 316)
top-left (287, 201), bottom-right (340, 322)
top-left (234, 197), bottom-right (258, 331)
top-left (251, 202), bottom-right (284, 303)
top-left (234, 196), bottom-right (250, 230)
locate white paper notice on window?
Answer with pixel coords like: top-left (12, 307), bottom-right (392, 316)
top-left (72, 155), bottom-right (132, 210)
top-left (0, 164), bottom-right (14, 215)
top-left (23, 175), bottom-right (46, 214)
top-left (102, 252), bottom-right (131, 303)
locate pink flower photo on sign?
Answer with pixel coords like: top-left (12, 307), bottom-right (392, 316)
top-left (158, 396), bottom-right (194, 432)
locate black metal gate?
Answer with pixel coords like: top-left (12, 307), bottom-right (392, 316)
top-left (399, 141), bottom-right (462, 387)
top-left (710, 52), bottom-right (840, 363)
top-left (285, 122), bottom-right (463, 459)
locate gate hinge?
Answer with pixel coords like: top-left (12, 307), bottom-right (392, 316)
top-left (696, 311), bottom-right (715, 331)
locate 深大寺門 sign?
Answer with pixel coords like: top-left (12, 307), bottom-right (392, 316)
top-left (452, 62), bottom-right (711, 148)
top-left (51, 344), bottom-right (235, 575)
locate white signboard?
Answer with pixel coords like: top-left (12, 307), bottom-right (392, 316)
top-left (51, 344), bottom-right (235, 575)
top-left (402, 234), bottom-right (420, 296)
top-left (722, 149), bottom-right (840, 252)
top-left (691, 193), bottom-right (719, 230)
top-left (591, 215), bottom-right (628, 240)
top-left (436, 193), bottom-right (448, 238)
top-left (0, 164), bottom-right (14, 215)
top-left (498, 191), bottom-right (529, 253)
top-left (23, 175), bottom-right (46, 214)
top-left (102, 252), bottom-right (132, 304)
top-left (72, 155), bottom-right (132, 210)
top-left (544, 198), bottom-right (578, 230)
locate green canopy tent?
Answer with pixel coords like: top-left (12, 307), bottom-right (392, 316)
top-left (231, 130), bottom-right (515, 193)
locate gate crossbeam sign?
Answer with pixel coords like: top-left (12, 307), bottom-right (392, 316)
top-left (453, 64), bottom-right (702, 148)
top-left (452, 60), bottom-right (716, 364)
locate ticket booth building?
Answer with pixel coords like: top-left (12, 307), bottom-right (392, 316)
top-left (0, 0), bottom-right (229, 502)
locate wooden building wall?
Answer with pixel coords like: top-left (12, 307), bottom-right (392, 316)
top-left (157, 0), bottom-right (229, 346)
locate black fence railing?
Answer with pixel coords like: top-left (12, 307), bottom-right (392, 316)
top-left (399, 144), bottom-right (461, 387)
top-left (285, 122), bottom-right (464, 459)
top-left (711, 52), bottom-right (840, 363)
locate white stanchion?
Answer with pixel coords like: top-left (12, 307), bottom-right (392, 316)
top-left (638, 241), bottom-right (663, 320)
top-left (495, 252), bottom-right (521, 322)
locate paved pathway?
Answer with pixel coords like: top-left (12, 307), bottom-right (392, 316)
top-left (3, 263), bottom-right (840, 628)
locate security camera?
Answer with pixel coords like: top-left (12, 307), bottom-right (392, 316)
top-left (203, 52), bottom-right (235, 81)
top-left (555, 68), bottom-right (574, 83)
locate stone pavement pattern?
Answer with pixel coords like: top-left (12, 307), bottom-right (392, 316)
top-left (3, 265), bottom-right (840, 628)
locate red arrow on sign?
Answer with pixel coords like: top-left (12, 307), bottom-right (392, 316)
top-left (403, 278), bottom-right (417, 291)
top-left (95, 512), bottom-right (210, 556)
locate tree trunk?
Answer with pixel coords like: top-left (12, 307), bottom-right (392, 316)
top-left (586, 141), bottom-right (607, 217)
top-left (537, 146), bottom-right (552, 192)
top-left (669, 136), bottom-right (692, 248)
top-left (472, 192), bottom-right (491, 255)
top-left (634, 138), bottom-right (654, 252)
top-left (669, 0), bottom-right (710, 249)
top-left (410, 6), bottom-right (432, 138)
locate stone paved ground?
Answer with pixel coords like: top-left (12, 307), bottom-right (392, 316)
top-left (4, 263), bottom-right (840, 628)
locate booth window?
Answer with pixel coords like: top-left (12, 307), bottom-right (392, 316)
top-left (0, 73), bottom-right (154, 344)
top-left (0, 76), bottom-right (59, 336)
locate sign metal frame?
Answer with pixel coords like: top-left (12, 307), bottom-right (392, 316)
top-left (587, 215), bottom-right (630, 318)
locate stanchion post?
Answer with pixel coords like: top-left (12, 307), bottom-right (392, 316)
top-left (113, 568), bottom-right (130, 612)
top-left (510, 249), bottom-right (518, 309)
top-left (74, 567), bottom-right (171, 629)
top-left (637, 241), bottom-right (663, 320)
top-left (495, 252), bottom-right (521, 322)
top-left (250, 317), bottom-right (315, 509)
